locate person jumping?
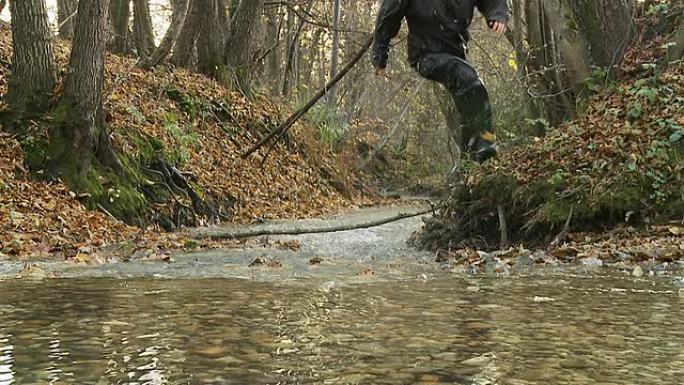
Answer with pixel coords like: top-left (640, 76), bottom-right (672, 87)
top-left (372, 0), bottom-right (508, 163)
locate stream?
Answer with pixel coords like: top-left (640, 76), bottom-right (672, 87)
top-left (1, 204), bottom-right (684, 384)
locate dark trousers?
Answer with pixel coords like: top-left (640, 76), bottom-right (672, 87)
top-left (413, 53), bottom-right (495, 153)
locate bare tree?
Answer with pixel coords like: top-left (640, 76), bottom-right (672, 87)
top-left (57, 0), bottom-right (78, 39)
top-left (264, 4), bottom-right (282, 88)
top-left (281, 1), bottom-right (313, 96)
top-left (326, 0), bottom-right (341, 109)
top-left (52, 0), bottom-right (122, 182)
top-left (7, 0), bottom-right (57, 122)
top-left (133, 0), bottom-right (155, 59)
top-left (139, 0), bottom-right (190, 68)
top-left (109, 0), bottom-right (131, 54)
top-left (171, 0), bottom-right (201, 67)
top-left (223, 0), bottom-right (265, 97)
top-left (196, 0), bottom-right (226, 80)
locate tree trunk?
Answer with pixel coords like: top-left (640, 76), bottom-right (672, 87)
top-left (326, 0), bottom-right (342, 109)
top-left (667, 12), bottom-right (684, 64)
top-left (139, 0), bottom-right (190, 68)
top-left (264, 4), bottom-right (282, 89)
top-left (570, 0), bottom-right (635, 67)
top-left (57, 0), bottom-right (77, 39)
top-left (196, 0), bottom-right (226, 80)
top-left (133, 0), bottom-right (155, 59)
top-left (223, 0), bottom-right (265, 97)
top-left (53, 0), bottom-right (120, 183)
top-left (7, 0), bottom-right (58, 122)
top-left (281, 3), bottom-right (311, 96)
top-left (524, 0), bottom-right (569, 126)
top-left (109, 0), bottom-right (131, 54)
top-left (544, 0), bottom-right (592, 97)
top-left (218, 0), bottom-right (230, 44)
top-left (171, 0), bottom-right (201, 68)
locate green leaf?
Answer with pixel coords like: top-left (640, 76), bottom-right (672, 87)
top-left (628, 103), bottom-right (643, 119)
top-left (670, 132), bottom-right (683, 143)
top-left (636, 87), bottom-right (658, 103)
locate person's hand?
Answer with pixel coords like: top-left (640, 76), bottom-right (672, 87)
top-left (488, 20), bottom-right (507, 34)
top-left (375, 67), bottom-right (387, 77)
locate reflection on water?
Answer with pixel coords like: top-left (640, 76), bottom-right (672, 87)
top-left (0, 277), bottom-right (682, 384)
top-left (0, 333), bottom-right (14, 385)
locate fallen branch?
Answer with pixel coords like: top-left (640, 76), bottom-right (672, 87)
top-left (242, 36), bottom-right (373, 162)
top-left (188, 206), bottom-right (435, 240)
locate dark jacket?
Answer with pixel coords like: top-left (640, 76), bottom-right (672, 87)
top-left (372, 0), bottom-right (508, 69)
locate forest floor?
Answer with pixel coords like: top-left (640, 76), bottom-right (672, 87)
top-left (0, 23), bottom-right (389, 262)
top-left (3, 199), bottom-right (682, 283)
top-left (416, 17), bottom-right (684, 273)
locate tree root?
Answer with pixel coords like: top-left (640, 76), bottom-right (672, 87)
top-left (145, 158), bottom-right (219, 227)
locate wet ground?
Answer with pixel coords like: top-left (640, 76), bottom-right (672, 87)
top-left (1, 203), bottom-right (684, 384)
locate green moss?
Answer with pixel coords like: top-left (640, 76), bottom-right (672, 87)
top-left (593, 183), bottom-right (643, 212)
top-left (21, 137), bottom-right (50, 172)
top-left (128, 132), bottom-right (164, 165)
top-left (83, 166), bottom-right (149, 226)
top-left (163, 86), bottom-right (212, 119)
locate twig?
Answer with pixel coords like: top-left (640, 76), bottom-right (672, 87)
top-left (551, 205), bottom-right (574, 246)
top-left (56, 9), bottom-right (78, 34)
top-left (188, 207), bottom-right (435, 240)
top-left (360, 78), bottom-right (424, 169)
top-left (97, 203), bottom-right (118, 221)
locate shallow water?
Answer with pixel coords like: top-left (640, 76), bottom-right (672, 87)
top-left (0, 276), bottom-right (682, 384)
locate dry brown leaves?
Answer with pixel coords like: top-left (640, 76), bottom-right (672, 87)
top-left (0, 132), bottom-right (179, 259)
top-left (0, 23), bottom-right (375, 260)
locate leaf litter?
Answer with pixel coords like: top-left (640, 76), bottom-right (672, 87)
top-left (0, 24), bottom-right (378, 261)
top-left (415, 10), bottom-right (684, 273)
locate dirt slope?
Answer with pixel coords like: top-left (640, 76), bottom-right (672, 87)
top-left (0, 24), bottom-right (371, 259)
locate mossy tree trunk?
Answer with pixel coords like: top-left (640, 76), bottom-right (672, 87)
top-left (223, 0), bottom-right (264, 97)
top-left (57, 0), bottom-right (77, 39)
top-left (7, 0), bottom-right (58, 123)
top-left (133, 0), bottom-right (155, 60)
top-left (109, 0), bottom-right (131, 55)
top-left (51, 0), bottom-right (122, 185)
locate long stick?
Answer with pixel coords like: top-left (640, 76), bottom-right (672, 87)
top-left (188, 207), bottom-right (434, 240)
top-left (243, 36), bottom-right (373, 159)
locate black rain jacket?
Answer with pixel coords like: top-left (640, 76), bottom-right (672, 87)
top-left (372, 0), bottom-right (509, 69)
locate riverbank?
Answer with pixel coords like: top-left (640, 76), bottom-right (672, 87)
top-left (0, 22), bottom-right (380, 261)
top-left (3, 201), bottom-right (684, 284)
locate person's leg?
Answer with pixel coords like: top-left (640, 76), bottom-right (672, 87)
top-left (414, 53), bottom-right (497, 162)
